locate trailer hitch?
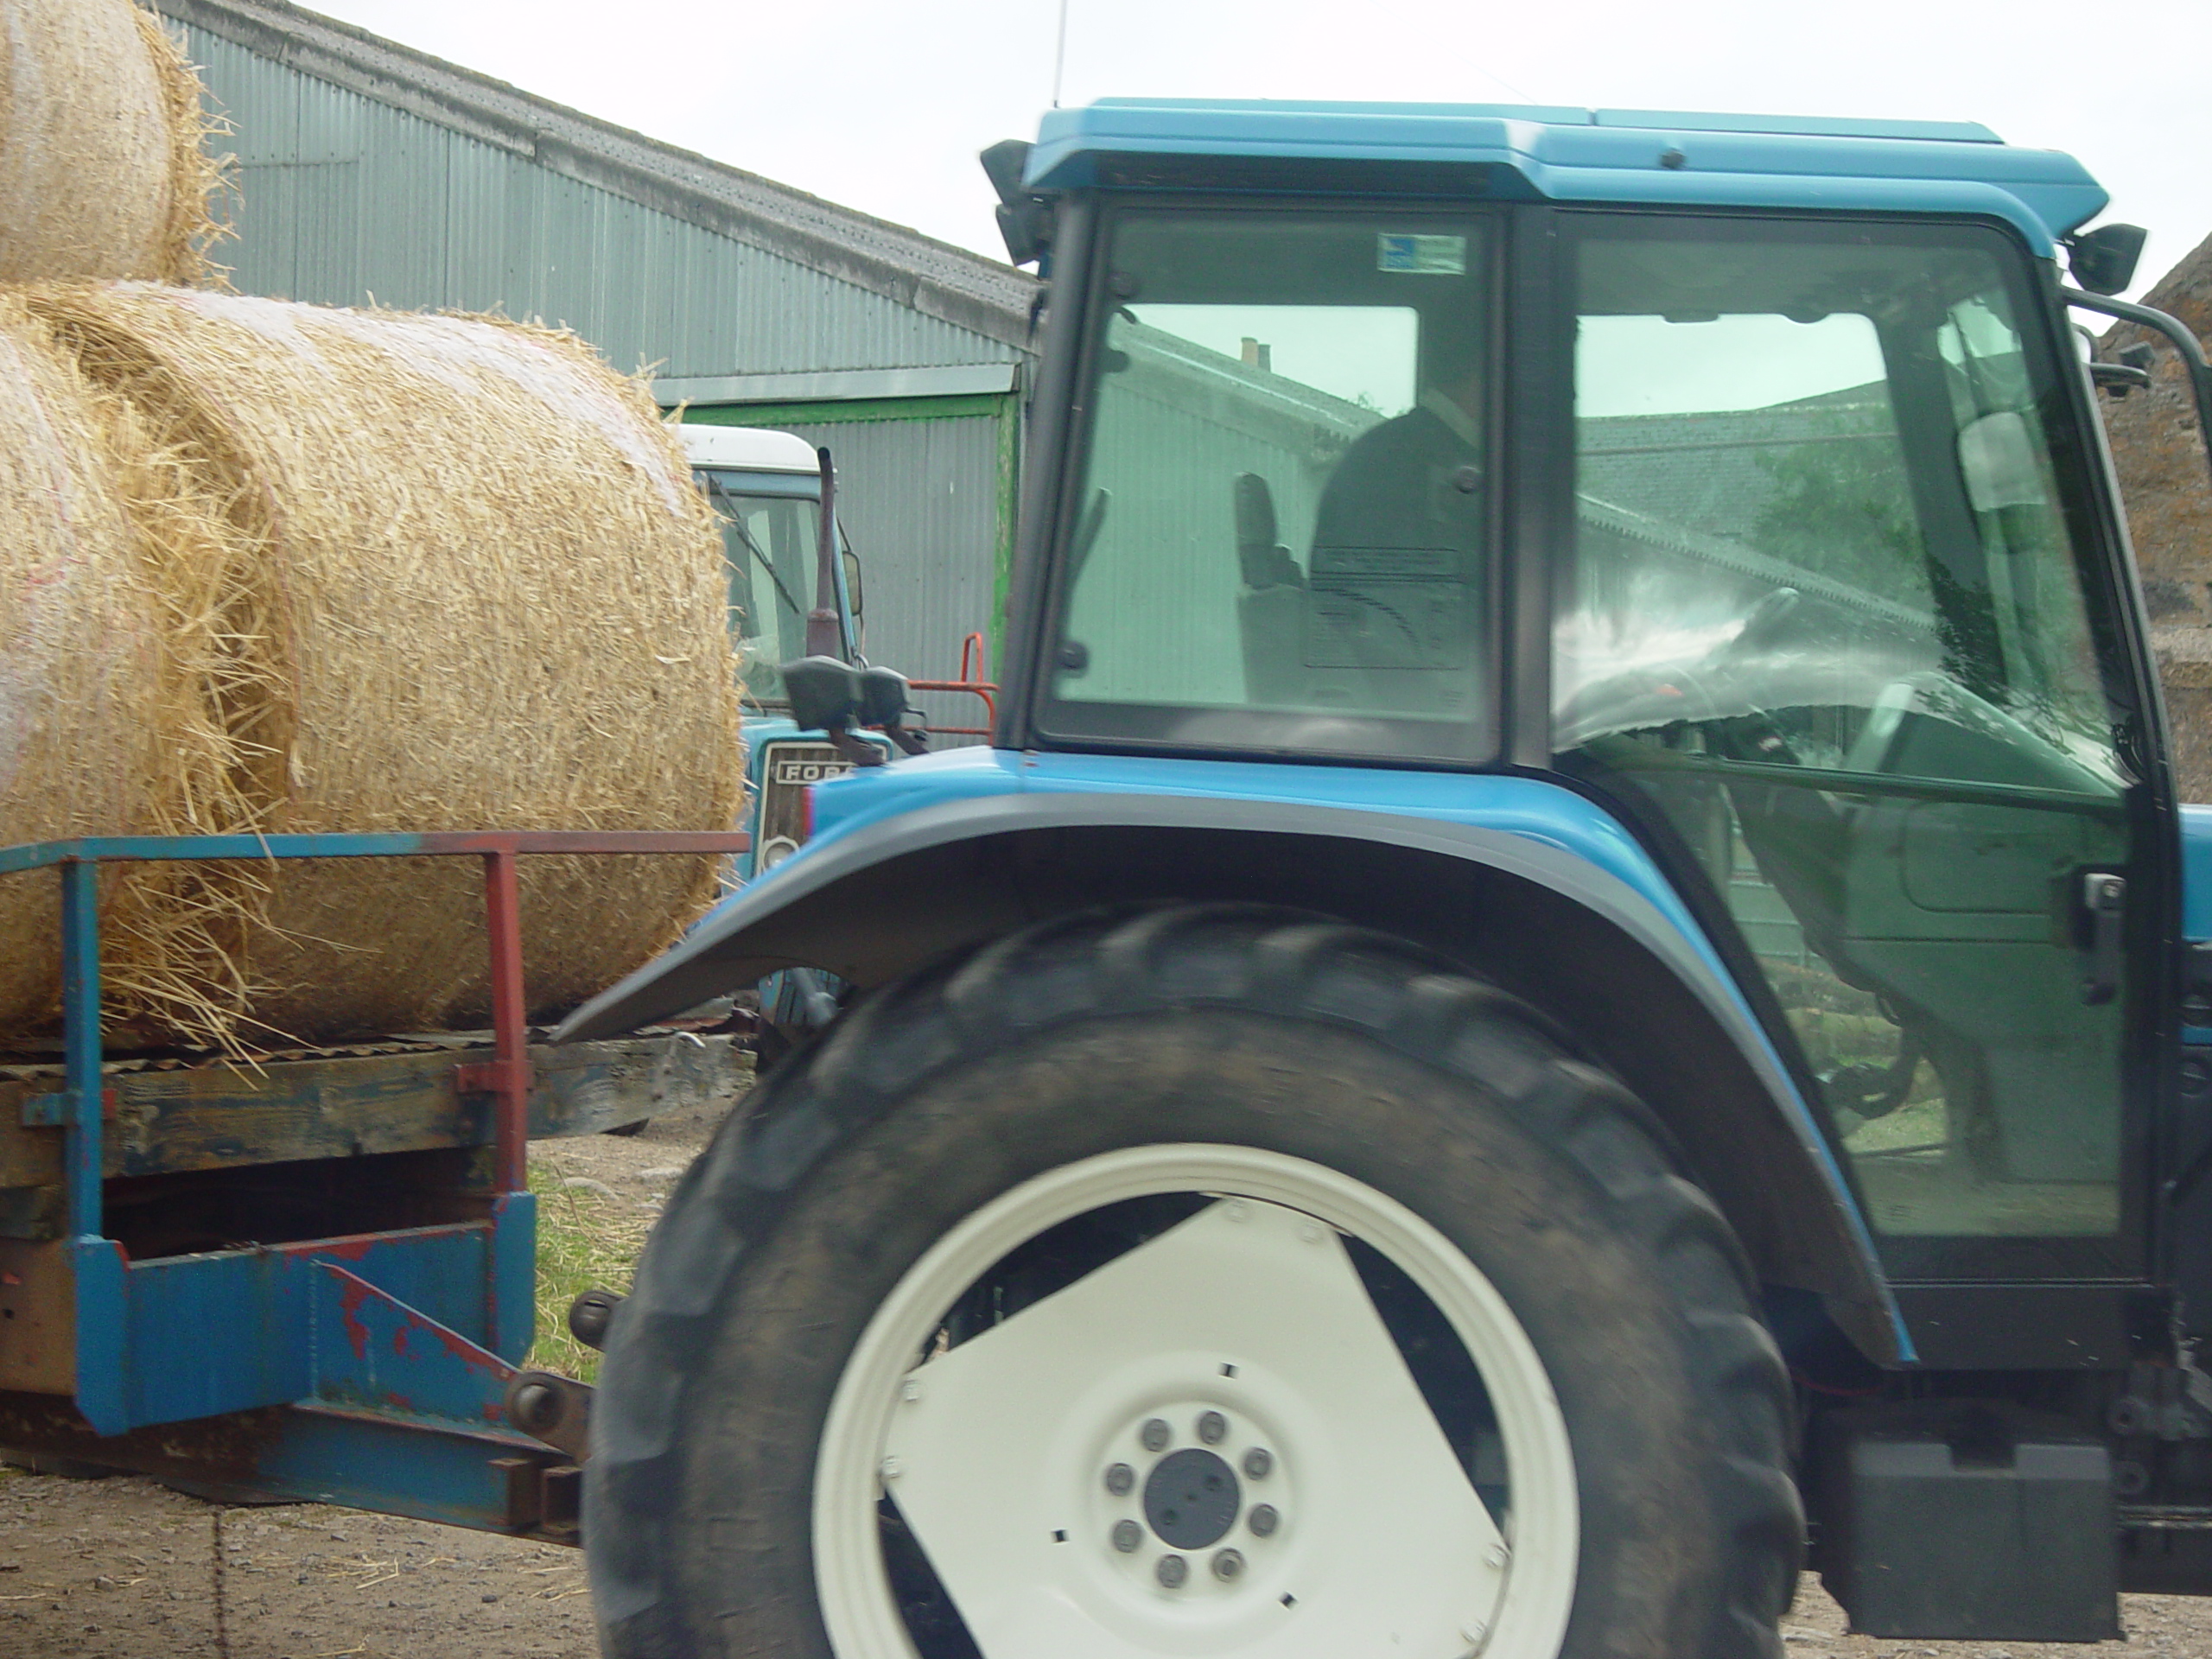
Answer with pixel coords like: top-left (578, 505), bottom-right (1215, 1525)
top-left (504, 1369), bottom-right (593, 1462)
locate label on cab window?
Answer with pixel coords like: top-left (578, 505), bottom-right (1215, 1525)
top-left (1376, 234), bottom-right (1466, 275)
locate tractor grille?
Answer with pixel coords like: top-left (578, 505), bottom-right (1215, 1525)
top-left (754, 741), bottom-right (854, 871)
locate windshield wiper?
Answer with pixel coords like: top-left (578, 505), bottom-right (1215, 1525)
top-left (704, 480), bottom-right (810, 625)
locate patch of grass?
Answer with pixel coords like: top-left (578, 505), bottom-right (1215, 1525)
top-left (527, 1162), bottom-right (654, 1382)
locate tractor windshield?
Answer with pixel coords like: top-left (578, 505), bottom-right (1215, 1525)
top-left (1039, 209), bottom-right (1497, 763)
top-left (1556, 214), bottom-right (2134, 1266)
top-left (699, 471), bottom-right (822, 709)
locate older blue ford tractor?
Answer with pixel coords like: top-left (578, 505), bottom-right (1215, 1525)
top-left (556, 101), bottom-right (2212, 1659)
top-left (679, 422), bottom-right (997, 1062)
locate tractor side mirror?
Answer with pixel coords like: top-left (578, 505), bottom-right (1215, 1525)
top-left (842, 548), bottom-right (865, 626)
top-left (981, 138), bottom-right (1054, 268)
top-left (782, 655), bottom-right (862, 735)
top-left (2068, 223), bottom-right (2149, 296)
top-left (858, 666), bottom-right (930, 758)
top-left (856, 665), bottom-right (911, 729)
top-left (780, 657), bottom-right (924, 764)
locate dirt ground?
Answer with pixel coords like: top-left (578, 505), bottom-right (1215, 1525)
top-left (4, 1464), bottom-right (2210, 1659)
top-left (6, 1090), bottom-right (2212, 1657)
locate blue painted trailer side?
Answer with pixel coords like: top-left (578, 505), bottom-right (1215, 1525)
top-left (123, 1225), bottom-right (493, 1426)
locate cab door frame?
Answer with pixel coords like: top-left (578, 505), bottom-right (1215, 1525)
top-left (1525, 203), bottom-right (2184, 1366)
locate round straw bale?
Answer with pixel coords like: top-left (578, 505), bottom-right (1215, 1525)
top-left (0, 0), bottom-right (224, 285)
top-left (0, 294), bottom-right (168, 1034)
top-left (30, 284), bottom-right (743, 1045)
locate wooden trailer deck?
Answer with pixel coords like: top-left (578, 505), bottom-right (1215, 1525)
top-left (0, 1029), bottom-right (741, 1241)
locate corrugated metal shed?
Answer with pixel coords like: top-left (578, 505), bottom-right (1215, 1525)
top-left (156, 0), bottom-right (1036, 689)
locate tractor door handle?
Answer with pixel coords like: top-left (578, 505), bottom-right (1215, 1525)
top-left (2080, 871), bottom-right (2127, 1006)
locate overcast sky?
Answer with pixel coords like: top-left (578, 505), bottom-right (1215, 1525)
top-left (292, 0), bottom-right (2206, 301)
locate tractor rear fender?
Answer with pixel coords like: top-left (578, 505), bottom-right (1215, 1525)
top-left (558, 789), bottom-right (1908, 1363)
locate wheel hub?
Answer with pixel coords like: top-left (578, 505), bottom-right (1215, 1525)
top-left (1091, 1401), bottom-right (1290, 1601)
top-left (1143, 1448), bottom-right (1239, 1548)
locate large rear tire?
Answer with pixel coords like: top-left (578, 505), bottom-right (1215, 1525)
top-left (587, 906), bottom-right (1800, 1659)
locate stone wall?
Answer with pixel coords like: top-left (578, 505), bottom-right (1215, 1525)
top-left (2098, 232), bottom-right (2212, 799)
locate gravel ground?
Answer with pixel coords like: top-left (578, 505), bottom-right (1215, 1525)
top-left (5, 1085), bottom-right (2212, 1656)
top-left (3, 1463), bottom-right (2209, 1659)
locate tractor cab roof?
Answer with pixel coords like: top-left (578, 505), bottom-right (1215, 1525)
top-left (677, 423), bottom-right (822, 476)
top-left (1026, 99), bottom-right (2109, 253)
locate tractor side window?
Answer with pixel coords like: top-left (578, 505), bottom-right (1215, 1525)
top-left (1039, 211), bottom-right (1497, 764)
top-left (1558, 216), bottom-right (2133, 1268)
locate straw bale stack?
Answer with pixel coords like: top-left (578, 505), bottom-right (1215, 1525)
top-left (0, 295), bottom-right (170, 1030)
top-left (28, 284), bottom-right (743, 1045)
top-left (0, 0), bottom-right (224, 285)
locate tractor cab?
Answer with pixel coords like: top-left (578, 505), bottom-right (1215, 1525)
top-left (993, 103), bottom-right (2180, 1302)
top-left (681, 423), bottom-right (861, 715)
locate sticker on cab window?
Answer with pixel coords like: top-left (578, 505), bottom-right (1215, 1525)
top-left (1377, 234), bottom-right (1466, 276)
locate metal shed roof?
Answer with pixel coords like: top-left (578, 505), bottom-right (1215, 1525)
top-left (1028, 99), bottom-right (2110, 252)
top-left (159, 0), bottom-right (1038, 357)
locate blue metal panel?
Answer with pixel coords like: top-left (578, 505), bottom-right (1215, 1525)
top-left (1025, 99), bottom-right (2109, 251)
top-left (486, 1192), bottom-right (537, 1363)
top-left (310, 1259), bottom-right (513, 1424)
top-left (126, 1248), bottom-right (312, 1421)
top-left (1592, 109), bottom-right (1999, 143)
top-left (2182, 804), bottom-right (2212, 940)
top-left (248, 1404), bottom-right (546, 1532)
top-left (123, 1224), bottom-right (493, 1427)
top-left (721, 744), bottom-right (1823, 1086)
top-left (792, 747), bottom-right (1724, 969)
top-left (72, 1240), bottom-right (130, 1437)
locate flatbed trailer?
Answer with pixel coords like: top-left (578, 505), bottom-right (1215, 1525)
top-left (0, 829), bottom-right (747, 1541)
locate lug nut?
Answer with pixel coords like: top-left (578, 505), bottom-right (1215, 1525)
top-left (1243, 1447), bottom-right (1273, 1479)
top-left (1105, 1462), bottom-right (1135, 1496)
top-left (1198, 1410), bottom-right (1227, 1445)
top-left (1112, 1520), bottom-right (1142, 1553)
top-left (1141, 1418), bottom-right (1172, 1452)
top-left (1212, 1548), bottom-right (1245, 1581)
top-left (1249, 1503), bottom-right (1279, 1536)
top-left (1157, 1554), bottom-right (1188, 1587)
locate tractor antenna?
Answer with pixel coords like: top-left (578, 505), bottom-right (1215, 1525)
top-left (1052, 0), bottom-right (1071, 107)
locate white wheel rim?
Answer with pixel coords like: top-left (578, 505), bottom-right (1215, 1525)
top-left (815, 1144), bottom-right (1580, 1659)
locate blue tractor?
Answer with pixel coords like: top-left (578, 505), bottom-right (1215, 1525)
top-left (556, 101), bottom-right (2212, 1658)
top-left (680, 423), bottom-right (877, 1058)
top-left (679, 422), bottom-right (868, 881)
